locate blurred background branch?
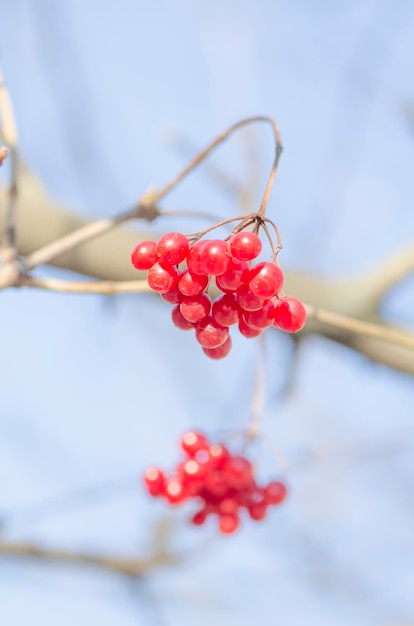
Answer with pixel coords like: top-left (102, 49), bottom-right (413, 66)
top-left (0, 169), bottom-right (412, 374)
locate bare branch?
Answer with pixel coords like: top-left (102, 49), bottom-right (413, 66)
top-left (20, 275), bottom-right (150, 295)
top-left (361, 241), bottom-right (414, 305)
top-left (0, 536), bottom-right (179, 577)
top-left (155, 116), bottom-right (282, 207)
top-left (23, 197), bottom-right (160, 272)
top-left (167, 126), bottom-right (262, 213)
top-left (21, 116), bottom-right (281, 272)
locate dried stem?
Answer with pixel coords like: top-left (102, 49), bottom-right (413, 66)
top-left (0, 538), bottom-right (179, 577)
top-left (23, 201), bottom-right (160, 272)
top-left (0, 542), bottom-right (150, 576)
top-left (158, 207), bottom-right (222, 223)
top-left (155, 116), bottom-right (282, 206)
top-left (186, 213), bottom-right (255, 240)
top-left (0, 515), bottom-right (179, 577)
top-left (22, 116), bottom-right (281, 274)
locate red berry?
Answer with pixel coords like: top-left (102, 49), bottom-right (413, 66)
top-left (236, 285), bottom-right (267, 311)
top-left (208, 443), bottom-right (230, 469)
top-left (248, 262), bottom-right (284, 299)
top-left (147, 263), bottom-right (179, 293)
top-left (242, 298), bottom-right (277, 330)
top-left (131, 240), bottom-right (158, 270)
top-left (171, 305), bottom-right (195, 330)
top-left (198, 240), bottom-right (231, 276)
top-left (212, 293), bottom-right (240, 326)
top-left (219, 513), bottom-right (240, 534)
top-left (239, 485), bottom-right (266, 508)
top-left (161, 285), bottom-right (183, 304)
top-left (238, 317), bottom-right (263, 338)
top-left (216, 258), bottom-right (250, 292)
top-left (181, 459), bottom-right (208, 485)
top-left (165, 478), bottom-right (188, 505)
top-left (181, 431), bottom-right (209, 456)
top-left (202, 335), bottom-right (232, 359)
top-left (264, 481), bottom-right (287, 505)
top-left (180, 293), bottom-right (212, 323)
top-left (178, 270), bottom-right (209, 297)
top-left (224, 456), bottom-right (254, 489)
top-left (272, 297), bottom-right (306, 333)
top-left (195, 316), bottom-right (229, 349)
top-left (143, 467), bottom-right (165, 496)
top-left (191, 507), bottom-right (210, 526)
top-left (229, 231), bottom-right (262, 261)
top-left (248, 503), bottom-right (267, 520)
top-left (187, 240), bottom-right (208, 275)
top-left (156, 232), bottom-right (189, 267)
top-left (219, 498), bottom-right (239, 515)
top-left (203, 472), bottom-right (229, 498)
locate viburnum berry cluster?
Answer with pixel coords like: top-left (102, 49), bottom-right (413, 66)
top-left (143, 431), bottom-right (287, 534)
top-left (131, 228), bottom-right (306, 359)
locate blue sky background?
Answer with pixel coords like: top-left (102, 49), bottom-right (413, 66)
top-left (0, 1), bottom-right (413, 624)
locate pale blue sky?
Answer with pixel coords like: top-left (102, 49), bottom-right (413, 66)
top-left (0, 1), bottom-right (413, 625)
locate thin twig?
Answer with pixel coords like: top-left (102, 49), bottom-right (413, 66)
top-left (23, 201), bottom-right (160, 272)
top-left (158, 208), bottom-right (222, 223)
top-left (305, 304), bottom-right (414, 351)
top-left (20, 275), bottom-right (151, 295)
top-left (23, 116), bottom-right (282, 272)
top-left (166, 130), bottom-right (242, 197)
top-left (155, 116), bottom-right (282, 205)
top-left (0, 540), bottom-right (179, 577)
top-left (186, 213), bottom-right (255, 240)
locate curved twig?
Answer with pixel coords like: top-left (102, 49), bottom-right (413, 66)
top-left (22, 116), bottom-right (282, 272)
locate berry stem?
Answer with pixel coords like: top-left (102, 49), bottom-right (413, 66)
top-left (257, 139), bottom-right (283, 219)
top-left (261, 218), bottom-right (283, 260)
top-left (21, 116), bottom-right (281, 274)
top-left (155, 116), bottom-right (283, 206)
top-left (186, 214), bottom-right (254, 240)
top-left (258, 220), bottom-right (281, 262)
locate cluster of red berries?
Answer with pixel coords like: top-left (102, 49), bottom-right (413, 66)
top-left (131, 230), bottom-right (306, 359)
top-left (143, 431), bottom-right (287, 534)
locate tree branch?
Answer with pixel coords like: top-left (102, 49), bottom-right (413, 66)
top-left (20, 275), bottom-right (150, 295)
top-left (0, 172), bottom-right (412, 373)
top-left (362, 241), bottom-right (414, 305)
top-left (305, 305), bottom-right (414, 351)
top-left (0, 518), bottom-right (180, 577)
top-left (0, 538), bottom-right (179, 577)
